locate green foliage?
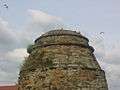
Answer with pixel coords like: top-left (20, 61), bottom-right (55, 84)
top-left (27, 44), bottom-right (35, 54)
top-left (21, 49), bottom-right (54, 73)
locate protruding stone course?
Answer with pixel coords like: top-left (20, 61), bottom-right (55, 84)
top-left (18, 30), bottom-right (108, 90)
top-left (35, 30), bottom-right (89, 43)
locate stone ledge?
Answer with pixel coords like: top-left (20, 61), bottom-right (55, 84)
top-left (35, 34), bottom-right (89, 43)
top-left (27, 43), bottom-right (94, 54)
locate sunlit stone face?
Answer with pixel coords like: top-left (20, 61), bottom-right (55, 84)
top-left (18, 30), bottom-right (108, 90)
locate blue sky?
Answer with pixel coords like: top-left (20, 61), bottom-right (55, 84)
top-left (0, 0), bottom-right (119, 42)
top-left (0, 0), bottom-right (120, 90)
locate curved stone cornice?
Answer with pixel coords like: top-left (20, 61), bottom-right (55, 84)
top-left (27, 43), bottom-right (94, 54)
top-left (35, 30), bottom-right (89, 43)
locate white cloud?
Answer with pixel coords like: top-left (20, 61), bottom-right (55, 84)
top-left (0, 18), bottom-right (17, 52)
top-left (23, 9), bottom-right (64, 42)
top-left (0, 48), bottom-right (28, 84)
top-left (0, 17), bottom-right (28, 85)
top-left (0, 67), bottom-right (18, 85)
top-left (89, 35), bottom-right (120, 90)
top-left (28, 9), bottom-right (62, 24)
top-left (104, 45), bottom-right (120, 64)
top-left (0, 59), bottom-right (19, 84)
top-left (0, 9), bottom-right (63, 85)
top-left (5, 48), bottom-right (29, 62)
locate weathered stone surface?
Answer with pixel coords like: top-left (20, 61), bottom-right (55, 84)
top-left (18, 29), bottom-right (108, 90)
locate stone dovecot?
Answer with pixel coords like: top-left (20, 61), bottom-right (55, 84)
top-left (18, 29), bottom-right (108, 90)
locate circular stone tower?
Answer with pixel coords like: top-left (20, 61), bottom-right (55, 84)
top-left (18, 29), bottom-right (108, 90)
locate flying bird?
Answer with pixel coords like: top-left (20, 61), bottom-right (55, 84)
top-left (3, 4), bottom-right (8, 9)
top-left (100, 32), bottom-right (104, 34)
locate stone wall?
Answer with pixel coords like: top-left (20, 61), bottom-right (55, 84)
top-left (18, 30), bottom-right (108, 90)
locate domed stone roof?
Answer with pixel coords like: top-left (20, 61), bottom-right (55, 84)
top-left (28, 29), bottom-right (94, 54)
top-left (35, 29), bottom-right (89, 43)
top-left (42, 29), bottom-right (81, 36)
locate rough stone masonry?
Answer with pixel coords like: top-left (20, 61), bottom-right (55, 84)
top-left (18, 29), bottom-right (108, 90)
